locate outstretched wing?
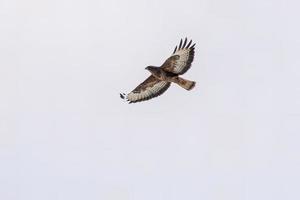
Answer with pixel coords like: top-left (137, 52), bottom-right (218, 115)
top-left (161, 38), bottom-right (195, 75)
top-left (120, 75), bottom-right (171, 103)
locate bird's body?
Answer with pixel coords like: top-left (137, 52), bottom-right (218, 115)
top-left (121, 38), bottom-right (196, 103)
top-left (145, 66), bottom-right (177, 81)
top-left (145, 66), bottom-right (195, 90)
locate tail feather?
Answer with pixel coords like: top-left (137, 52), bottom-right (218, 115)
top-left (174, 77), bottom-right (196, 90)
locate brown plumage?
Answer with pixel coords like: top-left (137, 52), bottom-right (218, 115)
top-left (120, 38), bottom-right (196, 103)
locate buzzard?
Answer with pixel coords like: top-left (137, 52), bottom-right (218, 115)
top-left (120, 38), bottom-right (196, 103)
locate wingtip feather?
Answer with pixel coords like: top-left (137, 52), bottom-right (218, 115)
top-left (187, 39), bottom-right (192, 48)
top-left (173, 45), bottom-right (177, 54)
top-left (183, 37), bottom-right (187, 48)
top-left (178, 39), bottom-right (183, 49)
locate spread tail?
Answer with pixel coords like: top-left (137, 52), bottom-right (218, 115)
top-left (174, 77), bottom-right (196, 90)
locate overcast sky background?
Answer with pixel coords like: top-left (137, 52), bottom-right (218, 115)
top-left (1, 0), bottom-right (300, 200)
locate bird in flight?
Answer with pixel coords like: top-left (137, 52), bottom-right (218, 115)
top-left (120, 38), bottom-right (196, 103)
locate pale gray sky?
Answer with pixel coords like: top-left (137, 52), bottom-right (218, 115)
top-left (1, 0), bottom-right (300, 200)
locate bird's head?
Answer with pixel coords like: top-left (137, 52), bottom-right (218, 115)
top-left (145, 66), bottom-right (155, 72)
